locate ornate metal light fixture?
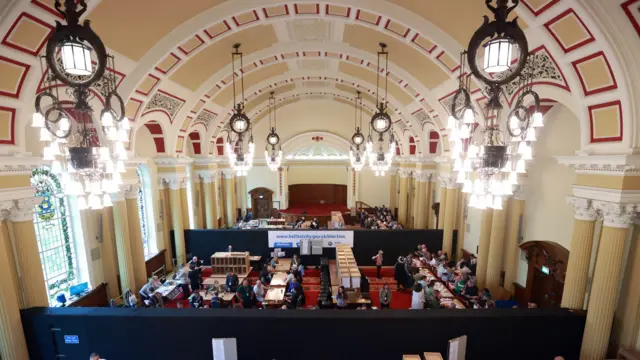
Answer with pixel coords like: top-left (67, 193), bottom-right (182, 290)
top-left (225, 43), bottom-right (254, 177)
top-left (265, 92), bottom-right (282, 172)
top-left (449, 0), bottom-right (543, 210)
top-left (349, 91), bottom-right (367, 172)
top-left (367, 43), bottom-right (396, 176)
top-left (32, 0), bottom-right (128, 210)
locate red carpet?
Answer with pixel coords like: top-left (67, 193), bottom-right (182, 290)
top-left (281, 203), bottom-right (349, 216)
top-left (165, 267), bottom-right (412, 309)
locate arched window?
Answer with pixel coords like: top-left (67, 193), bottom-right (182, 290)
top-left (136, 168), bottom-right (151, 257)
top-left (31, 167), bottom-right (79, 303)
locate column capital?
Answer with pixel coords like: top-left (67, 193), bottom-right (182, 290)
top-left (110, 191), bottom-right (126, 202)
top-left (5, 197), bottom-right (42, 222)
top-left (220, 169), bottom-right (234, 178)
top-left (439, 175), bottom-right (457, 189)
top-left (198, 172), bottom-right (215, 184)
top-left (593, 201), bottom-right (637, 228)
top-left (124, 184), bottom-right (140, 200)
top-left (566, 196), bottom-right (598, 221)
top-left (158, 174), bottom-right (187, 190)
top-left (398, 169), bottom-right (412, 179)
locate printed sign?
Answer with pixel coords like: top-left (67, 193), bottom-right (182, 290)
top-left (64, 335), bottom-right (79, 344)
top-left (268, 231), bottom-right (354, 248)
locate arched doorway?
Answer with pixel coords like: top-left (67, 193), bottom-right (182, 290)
top-left (249, 187), bottom-right (274, 219)
top-left (519, 241), bottom-right (569, 308)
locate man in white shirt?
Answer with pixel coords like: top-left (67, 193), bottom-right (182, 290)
top-left (253, 280), bottom-right (266, 303)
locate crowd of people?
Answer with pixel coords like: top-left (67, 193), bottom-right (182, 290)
top-left (359, 206), bottom-right (403, 229)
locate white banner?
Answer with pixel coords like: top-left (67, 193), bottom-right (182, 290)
top-left (268, 231), bottom-right (354, 248)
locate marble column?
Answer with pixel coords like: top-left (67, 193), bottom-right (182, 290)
top-left (9, 198), bottom-right (48, 307)
top-left (397, 170), bottom-right (410, 226)
top-left (456, 192), bottom-right (468, 260)
top-left (442, 179), bottom-right (458, 257)
top-left (212, 173), bottom-right (220, 228)
top-left (416, 174), bottom-right (428, 229)
top-left (475, 208), bottom-right (494, 289)
top-left (437, 179), bottom-right (448, 230)
top-left (125, 184), bottom-right (147, 291)
top-left (389, 171), bottom-right (398, 213)
top-left (168, 179), bottom-right (186, 266)
top-left (202, 175), bottom-right (216, 229)
top-left (237, 176), bottom-right (247, 217)
top-left (503, 196), bottom-right (525, 294)
top-left (159, 186), bottom-right (174, 272)
top-left (427, 178), bottom-right (435, 229)
top-left (100, 206), bottom-right (121, 300)
top-left (112, 192), bottom-right (136, 294)
top-left (0, 208), bottom-right (29, 360)
top-left (180, 185), bottom-right (191, 230)
top-left (193, 177), bottom-right (204, 229)
top-left (561, 197), bottom-right (597, 310)
top-left (225, 172), bottom-right (236, 227)
top-left (580, 202), bottom-right (636, 360)
top-left (408, 176), bottom-right (416, 228)
top-left (485, 201), bottom-right (507, 295)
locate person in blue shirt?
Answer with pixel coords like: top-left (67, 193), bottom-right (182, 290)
top-left (287, 277), bottom-right (300, 293)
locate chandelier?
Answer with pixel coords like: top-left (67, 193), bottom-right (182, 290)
top-left (32, 0), bottom-right (128, 211)
top-left (349, 91), bottom-right (367, 172)
top-left (367, 43), bottom-right (396, 176)
top-left (265, 91), bottom-right (282, 171)
top-left (449, 0), bottom-right (543, 210)
top-left (226, 43), bottom-right (254, 177)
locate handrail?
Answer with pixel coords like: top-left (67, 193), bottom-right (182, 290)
top-left (355, 201), bottom-right (374, 211)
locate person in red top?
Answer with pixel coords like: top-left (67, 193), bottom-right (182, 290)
top-left (372, 250), bottom-right (384, 279)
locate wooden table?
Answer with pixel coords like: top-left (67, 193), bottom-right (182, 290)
top-left (273, 259), bottom-right (291, 273)
top-left (270, 272), bottom-right (288, 287)
top-left (203, 272), bottom-right (249, 286)
top-left (332, 291), bottom-right (371, 307)
top-left (263, 287), bottom-right (286, 306)
top-left (249, 256), bottom-right (262, 262)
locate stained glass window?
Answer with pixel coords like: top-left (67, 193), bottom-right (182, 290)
top-left (31, 167), bottom-right (78, 303)
top-left (137, 168), bottom-right (151, 258)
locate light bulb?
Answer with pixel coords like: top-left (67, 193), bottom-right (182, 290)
top-left (59, 117), bottom-right (70, 131)
top-left (453, 158), bottom-right (463, 172)
top-left (116, 160), bottom-right (126, 173)
top-left (473, 179), bottom-right (484, 195)
top-left (509, 115), bottom-right (519, 130)
top-left (77, 196), bottom-right (88, 210)
top-left (468, 144), bottom-right (479, 159)
top-left (509, 171), bottom-right (519, 185)
top-left (119, 128), bottom-right (129, 142)
top-left (113, 172), bottom-right (123, 185)
top-left (462, 179), bottom-right (472, 194)
top-left (99, 147), bottom-right (110, 161)
top-left (501, 180), bottom-right (513, 195)
top-left (463, 159), bottom-right (473, 173)
top-left (517, 141), bottom-right (528, 155)
top-left (456, 171), bottom-right (466, 184)
top-left (101, 111), bottom-right (114, 127)
top-left (493, 196), bottom-right (503, 210)
top-left (121, 117), bottom-right (131, 130)
top-left (446, 115), bottom-right (456, 130)
top-left (501, 160), bottom-right (512, 172)
top-left (115, 142), bottom-right (127, 160)
top-left (460, 125), bottom-right (470, 139)
top-left (532, 112), bottom-right (543, 127)
top-left (463, 108), bottom-right (475, 124)
top-left (49, 143), bottom-right (61, 156)
top-left (43, 146), bottom-right (54, 161)
top-left (525, 130), bottom-right (537, 142)
top-left (469, 194), bottom-right (477, 208)
top-left (102, 193), bottom-right (113, 207)
top-left (485, 194), bottom-right (494, 209)
top-left (105, 159), bottom-right (115, 174)
top-left (51, 160), bottom-right (63, 174)
top-left (521, 144), bottom-right (532, 161)
top-left (515, 159), bottom-right (526, 173)
top-left (40, 128), bottom-right (52, 142)
top-left (88, 194), bottom-right (102, 210)
top-left (32, 112), bottom-right (45, 128)
top-left (477, 195), bottom-right (487, 209)
top-left (107, 127), bottom-right (118, 141)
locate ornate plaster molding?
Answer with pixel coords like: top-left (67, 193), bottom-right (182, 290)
top-left (198, 172), bottom-right (215, 183)
top-left (0, 156), bottom-right (47, 176)
top-left (398, 169), bottom-right (412, 179)
top-left (439, 175), bottom-right (457, 189)
top-left (153, 157), bottom-right (194, 166)
top-left (593, 201), bottom-right (637, 229)
top-left (125, 158), bottom-right (147, 168)
top-left (124, 184), bottom-right (141, 199)
top-left (566, 196), bottom-right (598, 221)
top-left (8, 197), bottom-right (43, 222)
top-left (556, 155), bottom-right (640, 175)
top-left (571, 185), bottom-right (640, 204)
top-left (110, 191), bottom-right (126, 202)
top-left (158, 173), bottom-right (187, 190)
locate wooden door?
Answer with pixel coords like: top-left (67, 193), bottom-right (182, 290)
top-left (255, 198), bottom-right (270, 219)
top-left (531, 268), bottom-right (562, 308)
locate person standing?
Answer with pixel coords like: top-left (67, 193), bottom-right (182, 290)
top-left (411, 283), bottom-right (425, 310)
top-left (372, 250), bottom-right (383, 279)
top-left (89, 353), bottom-right (101, 360)
top-left (225, 270), bottom-right (239, 292)
top-left (379, 283), bottom-right (392, 309)
top-left (236, 279), bottom-right (254, 308)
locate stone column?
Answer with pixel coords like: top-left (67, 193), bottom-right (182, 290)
top-left (580, 202), bottom-right (636, 360)
top-left (408, 176), bottom-right (416, 228)
top-left (389, 171), bottom-right (397, 212)
top-left (485, 200), bottom-right (507, 295)
top-left (180, 185), bottom-right (191, 230)
top-left (193, 177), bottom-right (204, 229)
top-left (212, 173), bottom-right (220, 228)
top-left (111, 192), bottom-right (136, 294)
top-left (9, 198), bottom-right (48, 307)
top-left (158, 186), bottom-right (174, 271)
top-left (437, 179), bottom-right (448, 230)
top-left (503, 196), bottom-right (525, 294)
top-left (168, 179), bottom-right (186, 266)
top-left (0, 208), bottom-right (28, 360)
top-left (442, 177), bottom-right (458, 256)
top-left (427, 177), bottom-right (435, 229)
top-left (202, 175), bottom-right (216, 229)
top-left (397, 170), bottom-right (410, 226)
top-left (456, 192), bottom-right (467, 260)
top-left (416, 174), bottom-right (428, 229)
top-left (225, 172), bottom-right (236, 227)
top-left (100, 206), bottom-right (120, 300)
top-left (125, 184), bottom-right (147, 291)
top-left (475, 208), bottom-right (494, 289)
top-left (237, 176), bottom-right (247, 217)
top-left (561, 197), bottom-right (597, 310)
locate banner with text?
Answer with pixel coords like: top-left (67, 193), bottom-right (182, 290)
top-left (268, 231), bottom-right (354, 248)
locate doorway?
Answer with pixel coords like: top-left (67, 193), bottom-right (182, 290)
top-left (248, 187), bottom-right (274, 219)
top-left (531, 268), bottom-right (564, 308)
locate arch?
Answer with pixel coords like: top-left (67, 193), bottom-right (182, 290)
top-left (133, 110), bottom-right (172, 155)
top-left (282, 131), bottom-right (351, 160)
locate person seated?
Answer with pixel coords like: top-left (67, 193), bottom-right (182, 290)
top-left (310, 217), bottom-right (319, 229)
top-left (447, 302), bottom-right (457, 309)
top-left (259, 264), bottom-right (272, 284)
top-left (287, 277), bottom-right (301, 294)
top-left (147, 292), bottom-right (164, 308)
top-left (291, 254), bottom-right (301, 268)
top-left (335, 286), bottom-right (348, 309)
top-left (469, 255), bottom-right (478, 275)
top-left (285, 286), bottom-right (302, 309)
top-left (210, 292), bottom-right (221, 308)
top-left (293, 217), bottom-right (304, 229)
top-left (427, 289), bottom-right (441, 309)
top-left (417, 275), bottom-right (428, 290)
top-left (437, 260), bottom-right (447, 277)
top-left (226, 270), bottom-right (239, 293)
top-left (244, 211), bottom-right (253, 222)
top-left (270, 256), bottom-right (280, 268)
top-left (462, 280), bottom-right (479, 300)
top-left (189, 292), bottom-right (204, 308)
top-left (285, 269), bottom-right (295, 284)
top-left (479, 288), bottom-right (492, 301)
top-left (453, 273), bottom-right (466, 294)
top-left (139, 279), bottom-right (155, 301)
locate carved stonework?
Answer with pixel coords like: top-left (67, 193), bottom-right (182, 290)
top-left (195, 110), bottom-right (217, 130)
top-left (412, 109), bottom-right (430, 125)
top-left (438, 175), bottom-right (457, 189)
top-left (144, 92), bottom-right (185, 119)
top-left (439, 92), bottom-right (467, 116)
top-left (39, 58), bottom-right (125, 99)
top-left (593, 201), bottom-right (637, 228)
top-left (494, 48), bottom-right (565, 99)
top-left (398, 169), bottom-right (412, 179)
top-left (124, 184), bottom-right (141, 199)
top-left (567, 196), bottom-right (598, 221)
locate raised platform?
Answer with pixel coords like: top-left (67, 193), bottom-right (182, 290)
top-left (280, 203), bottom-right (350, 216)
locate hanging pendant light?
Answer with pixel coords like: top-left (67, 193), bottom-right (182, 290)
top-left (226, 43), bottom-right (254, 177)
top-left (265, 92), bottom-right (282, 172)
top-left (368, 43), bottom-right (395, 176)
top-left (350, 91), bottom-right (367, 172)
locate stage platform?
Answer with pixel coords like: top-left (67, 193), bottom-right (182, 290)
top-left (280, 203), bottom-right (350, 216)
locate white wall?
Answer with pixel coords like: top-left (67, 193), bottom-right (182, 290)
top-left (288, 166), bottom-right (348, 185)
top-left (246, 166), bottom-right (279, 208)
top-left (358, 168), bottom-right (390, 207)
top-left (517, 105), bottom-right (580, 285)
top-left (134, 128), bottom-right (158, 158)
top-left (464, 207), bottom-right (483, 255)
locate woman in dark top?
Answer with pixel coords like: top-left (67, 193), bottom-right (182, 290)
top-left (394, 257), bottom-right (408, 290)
top-left (336, 286), bottom-right (348, 309)
top-left (462, 280), bottom-right (479, 300)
